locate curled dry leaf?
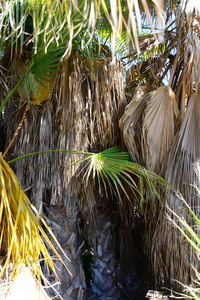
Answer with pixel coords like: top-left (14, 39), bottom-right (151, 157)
top-left (143, 86), bottom-right (179, 174)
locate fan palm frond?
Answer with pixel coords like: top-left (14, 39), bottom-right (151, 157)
top-left (0, 46), bottom-right (65, 112)
top-left (143, 86), bottom-right (179, 173)
top-left (166, 92), bottom-right (200, 191)
top-left (83, 147), bottom-right (168, 201)
top-left (0, 155), bottom-right (75, 282)
top-left (0, 0), bottom-right (164, 57)
top-left (119, 86), bottom-right (150, 164)
top-left (8, 147), bottom-right (169, 206)
top-left (120, 85), bottom-right (179, 174)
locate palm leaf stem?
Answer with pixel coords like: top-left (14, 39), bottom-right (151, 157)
top-left (0, 77), bottom-right (24, 114)
top-left (168, 51), bottom-right (179, 88)
top-left (7, 148), bottom-right (170, 204)
top-left (3, 104), bottom-right (29, 158)
top-left (7, 149), bottom-right (92, 165)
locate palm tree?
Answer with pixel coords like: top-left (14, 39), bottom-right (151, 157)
top-left (120, 0), bottom-right (200, 292)
top-left (0, 2), bottom-right (166, 299)
top-left (4, 0), bottom-right (200, 299)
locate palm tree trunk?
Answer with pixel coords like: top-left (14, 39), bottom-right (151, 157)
top-left (91, 196), bottom-right (121, 299)
top-left (43, 204), bottom-right (86, 300)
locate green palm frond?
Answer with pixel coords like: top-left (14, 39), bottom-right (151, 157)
top-left (0, 0), bottom-right (165, 55)
top-left (0, 154), bottom-right (74, 282)
top-left (0, 0), bottom-right (167, 114)
top-left (0, 50), bottom-right (62, 112)
top-left (79, 146), bottom-right (169, 206)
top-left (8, 147), bottom-right (170, 206)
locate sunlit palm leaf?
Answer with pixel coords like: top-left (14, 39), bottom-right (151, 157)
top-left (0, 155), bottom-right (74, 282)
top-left (0, 0), bottom-right (164, 55)
top-left (0, 46), bottom-right (65, 112)
top-left (167, 194), bottom-right (200, 299)
top-left (68, 147), bottom-right (169, 205)
top-left (7, 147), bottom-right (169, 207)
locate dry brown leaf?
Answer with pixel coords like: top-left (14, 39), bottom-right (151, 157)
top-left (143, 86), bottom-right (179, 174)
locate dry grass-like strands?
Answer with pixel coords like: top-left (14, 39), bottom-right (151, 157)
top-left (151, 92), bottom-right (200, 289)
top-left (3, 57), bottom-right (126, 247)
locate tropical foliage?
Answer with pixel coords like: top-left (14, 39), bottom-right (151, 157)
top-left (1, 0), bottom-right (200, 299)
top-left (0, 1), bottom-right (168, 298)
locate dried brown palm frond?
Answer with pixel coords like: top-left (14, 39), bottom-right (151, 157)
top-left (83, 58), bottom-right (126, 151)
top-left (119, 86), bottom-right (150, 165)
top-left (166, 92), bottom-right (200, 193)
top-left (151, 91), bottom-right (200, 289)
top-left (176, 0), bottom-right (200, 99)
top-left (143, 86), bottom-right (179, 174)
top-left (120, 84), bottom-right (179, 174)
